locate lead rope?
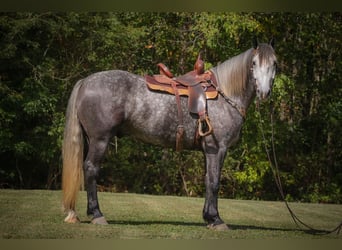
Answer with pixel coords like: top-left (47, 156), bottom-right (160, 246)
top-left (256, 101), bottom-right (342, 235)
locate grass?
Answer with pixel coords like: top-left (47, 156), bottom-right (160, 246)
top-left (0, 189), bottom-right (341, 239)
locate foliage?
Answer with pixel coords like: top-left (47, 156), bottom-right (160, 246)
top-left (0, 12), bottom-right (341, 203)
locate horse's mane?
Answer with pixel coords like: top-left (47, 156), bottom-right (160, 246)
top-left (211, 48), bottom-right (253, 97)
top-left (211, 44), bottom-right (276, 97)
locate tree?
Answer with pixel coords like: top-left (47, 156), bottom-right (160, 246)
top-left (0, 12), bottom-right (341, 203)
top-left (0, 12), bottom-right (146, 188)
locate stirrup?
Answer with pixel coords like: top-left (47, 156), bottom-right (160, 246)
top-left (198, 115), bottom-right (213, 137)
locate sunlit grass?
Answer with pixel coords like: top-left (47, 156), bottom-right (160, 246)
top-left (0, 190), bottom-right (341, 239)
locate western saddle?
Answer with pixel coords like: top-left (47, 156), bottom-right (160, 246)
top-left (145, 54), bottom-right (218, 151)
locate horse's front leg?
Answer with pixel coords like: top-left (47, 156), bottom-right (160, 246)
top-left (202, 137), bottom-right (229, 230)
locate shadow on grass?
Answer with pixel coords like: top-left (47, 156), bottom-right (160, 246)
top-left (104, 219), bottom-right (307, 233)
top-left (107, 220), bottom-right (204, 227)
top-left (77, 218), bottom-right (334, 235)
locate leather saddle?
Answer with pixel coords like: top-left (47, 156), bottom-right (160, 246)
top-left (145, 54), bottom-right (218, 151)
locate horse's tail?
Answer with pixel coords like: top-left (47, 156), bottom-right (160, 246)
top-left (62, 80), bottom-right (84, 213)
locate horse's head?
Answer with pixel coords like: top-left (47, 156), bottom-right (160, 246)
top-left (251, 38), bottom-right (277, 100)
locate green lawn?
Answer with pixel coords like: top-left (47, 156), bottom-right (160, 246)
top-left (0, 190), bottom-right (341, 239)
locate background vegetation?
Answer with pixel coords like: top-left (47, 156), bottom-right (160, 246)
top-left (0, 13), bottom-right (341, 203)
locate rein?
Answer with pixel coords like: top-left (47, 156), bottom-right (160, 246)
top-left (256, 101), bottom-right (342, 235)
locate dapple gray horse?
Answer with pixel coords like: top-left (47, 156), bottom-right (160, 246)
top-left (62, 39), bottom-right (276, 230)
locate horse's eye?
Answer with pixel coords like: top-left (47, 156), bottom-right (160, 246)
top-left (252, 61), bottom-right (256, 66)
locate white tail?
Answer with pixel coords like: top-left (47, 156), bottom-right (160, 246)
top-left (62, 80), bottom-right (84, 213)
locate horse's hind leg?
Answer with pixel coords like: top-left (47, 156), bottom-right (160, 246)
top-left (84, 136), bottom-right (110, 225)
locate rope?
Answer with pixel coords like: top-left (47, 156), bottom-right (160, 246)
top-left (256, 101), bottom-right (342, 235)
top-left (209, 80), bottom-right (246, 118)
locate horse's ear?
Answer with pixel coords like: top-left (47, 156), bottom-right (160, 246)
top-left (253, 36), bottom-right (258, 49)
top-left (269, 37), bottom-right (275, 48)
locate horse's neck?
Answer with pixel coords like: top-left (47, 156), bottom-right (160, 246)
top-left (213, 49), bottom-right (256, 111)
top-left (227, 76), bottom-right (255, 113)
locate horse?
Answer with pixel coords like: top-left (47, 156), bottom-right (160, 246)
top-left (62, 39), bottom-right (277, 230)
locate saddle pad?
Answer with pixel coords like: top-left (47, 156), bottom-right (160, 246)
top-left (145, 75), bottom-right (218, 99)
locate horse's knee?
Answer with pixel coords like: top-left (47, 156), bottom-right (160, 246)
top-left (210, 179), bottom-right (220, 191)
top-left (205, 174), bottom-right (220, 192)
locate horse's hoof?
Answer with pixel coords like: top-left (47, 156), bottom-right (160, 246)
top-left (207, 223), bottom-right (230, 231)
top-left (64, 211), bottom-right (81, 224)
top-left (91, 216), bottom-right (108, 225)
